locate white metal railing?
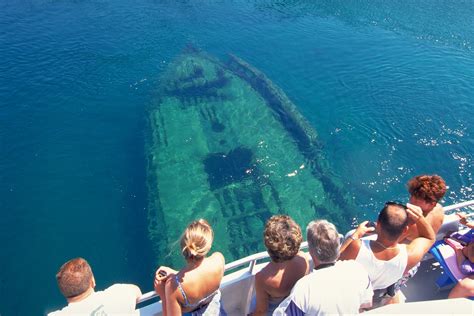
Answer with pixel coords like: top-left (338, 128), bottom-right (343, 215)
top-left (223, 241), bottom-right (309, 272)
top-left (137, 199), bottom-right (474, 305)
top-left (443, 200), bottom-right (474, 212)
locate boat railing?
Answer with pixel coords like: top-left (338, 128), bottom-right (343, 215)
top-left (137, 199), bottom-right (474, 306)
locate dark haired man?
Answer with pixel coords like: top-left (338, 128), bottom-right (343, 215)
top-left (48, 257), bottom-right (142, 315)
top-left (339, 202), bottom-right (435, 307)
top-left (404, 174), bottom-right (447, 241)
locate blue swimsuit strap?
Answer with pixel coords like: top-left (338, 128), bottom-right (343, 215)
top-left (174, 275), bottom-right (218, 309)
top-left (175, 275), bottom-right (191, 307)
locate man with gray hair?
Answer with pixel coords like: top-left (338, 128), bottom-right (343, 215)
top-left (273, 220), bottom-right (373, 315)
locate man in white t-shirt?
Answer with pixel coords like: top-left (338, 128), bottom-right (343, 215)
top-left (273, 220), bottom-right (373, 315)
top-left (48, 257), bottom-right (142, 316)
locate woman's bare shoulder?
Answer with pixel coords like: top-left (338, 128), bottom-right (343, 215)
top-left (256, 261), bottom-right (277, 278)
top-left (209, 251), bottom-right (225, 264)
top-left (294, 251), bottom-right (310, 265)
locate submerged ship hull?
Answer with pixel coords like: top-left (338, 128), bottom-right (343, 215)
top-left (146, 49), bottom-right (354, 265)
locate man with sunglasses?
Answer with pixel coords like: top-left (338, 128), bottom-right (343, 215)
top-left (339, 201), bottom-right (436, 308)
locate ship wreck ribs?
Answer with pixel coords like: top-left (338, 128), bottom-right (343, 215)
top-left (227, 54), bottom-right (320, 156)
top-left (227, 54), bottom-right (354, 227)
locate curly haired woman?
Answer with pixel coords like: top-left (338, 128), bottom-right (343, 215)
top-left (251, 215), bottom-right (309, 316)
top-left (403, 174), bottom-right (447, 241)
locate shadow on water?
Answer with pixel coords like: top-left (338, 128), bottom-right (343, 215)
top-left (204, 147), bottom-right (254, 191)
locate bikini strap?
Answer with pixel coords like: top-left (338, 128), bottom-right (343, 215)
top-left (175, 275), bottom-right (190, 307)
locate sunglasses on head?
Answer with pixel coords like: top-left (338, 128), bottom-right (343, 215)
top-left (385, 201), bottom-right (407, 210)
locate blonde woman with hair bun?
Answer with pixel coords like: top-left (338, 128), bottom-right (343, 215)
top-left (154, 219), bottom-right (226, 315)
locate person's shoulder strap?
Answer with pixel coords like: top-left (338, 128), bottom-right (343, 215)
top-left (174, 275), bottom-right (191, 307)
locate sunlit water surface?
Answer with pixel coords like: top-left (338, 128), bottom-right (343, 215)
top-left (0, 1), bottom-right (473, 314)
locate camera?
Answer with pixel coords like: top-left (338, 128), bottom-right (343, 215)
top-left (366, 221), bottom-right (376, 228)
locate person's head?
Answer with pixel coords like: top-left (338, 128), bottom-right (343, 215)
top-left (56, 257), bottom-right (95, 300)
top-left (377, 202), bottom-right (409, 242)
top-left (264, 215), bottom-right (303, 263)
top-left (407, 175), bottom-right (447, 213)
top-left (181, 219), bottom-right (213, 262)
top-left (306, 220), bottom-right (340, 264)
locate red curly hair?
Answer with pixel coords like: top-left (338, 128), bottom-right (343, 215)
top-left (407, 174), bottom-right (447, 203)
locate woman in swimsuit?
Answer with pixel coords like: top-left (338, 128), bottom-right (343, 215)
top-left (154, 219), bottom-right (225, 315)
top-left (447, 213), bottom-right (474, 299)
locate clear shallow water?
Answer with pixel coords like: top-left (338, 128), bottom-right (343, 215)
top-left (147, 52), bottom-right (356, 267)
top-left (1, 0), bottom-right (473, 315)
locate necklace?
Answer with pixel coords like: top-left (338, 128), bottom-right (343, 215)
top-left (373, 240), bottom-right (399, 250)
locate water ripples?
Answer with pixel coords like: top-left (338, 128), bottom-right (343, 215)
top-left (1, 1), bottom-right (474, 315)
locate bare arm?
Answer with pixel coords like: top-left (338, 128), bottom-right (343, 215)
top-left (164, 278), bottom-right (182, 316)
top-left (455, 247), bottom-right (467, 270)
top-left (154, 266), bottom-right (178, 316)
top-left (212, 252), bottom-right (226, 274)
top-left (402, 204), bottom-right (444, 241)
top-left (339, 221), bottom-right (374, 261)
top-left (252, 273), bottom-right (269, 316)
top-left (457, 212), bottom-right (474, 229)
top-left (405, 204), bottom-right (436, 272)
top-left (426, 204), bottom-right (444, 234)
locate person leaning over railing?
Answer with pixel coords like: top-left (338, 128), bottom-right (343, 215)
top-left (250, 215), bottom-right (309, 316)
top-left (154, 219), bottom-right (226, 316)
top-left (48, 257), bottom-right (142, 315)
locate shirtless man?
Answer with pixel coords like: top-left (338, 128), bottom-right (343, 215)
top-left (403, 174), bottom-right (447, 241)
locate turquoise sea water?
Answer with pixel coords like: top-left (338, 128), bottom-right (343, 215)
top-left (1, 1), bottom-right (473, 315)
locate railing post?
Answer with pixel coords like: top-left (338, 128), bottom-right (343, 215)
top-left (242, 259), bottom-right (257, 315)
top-left (249, 258), bottom-right (256, 274)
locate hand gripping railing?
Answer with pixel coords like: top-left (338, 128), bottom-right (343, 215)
top-left (137, 199), bottom-right (474, 305)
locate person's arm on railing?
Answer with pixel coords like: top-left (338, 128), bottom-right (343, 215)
top-left (154, 266), bottom-right (178, 316)
top-left (251, 273), bottom-right (269, 316)
top-left (456, 212), bottom-right (474, 229)
top-left (339, 221), bottom-right (374, 260)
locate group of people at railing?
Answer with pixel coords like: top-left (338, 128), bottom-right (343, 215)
top-left (47, 174), bottom-right (474, 315)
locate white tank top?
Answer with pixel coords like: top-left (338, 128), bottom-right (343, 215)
top-left (355, 239), bottom-right (408, 290)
